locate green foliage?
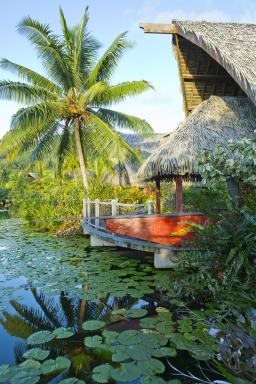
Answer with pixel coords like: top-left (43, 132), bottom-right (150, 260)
top-left (200, 135), bottom-right (256, 188)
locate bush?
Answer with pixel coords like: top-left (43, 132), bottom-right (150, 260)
top-left (7, 173), bottom-right (149, 232)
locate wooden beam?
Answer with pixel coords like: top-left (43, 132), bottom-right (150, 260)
top-left (155, 179), bottom-right (161, 214)
top-left (182, 74), bottom-right (230, 80)
top-left (139, 23), bottom-right (177, 34)
top-left (176, 176), bottom-right (183, 213)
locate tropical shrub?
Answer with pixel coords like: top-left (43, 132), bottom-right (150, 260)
top-left (200, 135), bottom-right (256, 189)
top-left (7, 172), bottom-right (149, 232)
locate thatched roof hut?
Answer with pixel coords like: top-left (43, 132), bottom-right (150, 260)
top-left (140, 21), bottom-right (256, 114)
top-left (138, 96), bottom-right (256, 182)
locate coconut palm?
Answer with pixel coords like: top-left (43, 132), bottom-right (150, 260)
top-left (0, 7), bottom-right (153, 189)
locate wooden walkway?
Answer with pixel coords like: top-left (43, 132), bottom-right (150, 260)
top-left (82, 199), bottom-right (201, 268)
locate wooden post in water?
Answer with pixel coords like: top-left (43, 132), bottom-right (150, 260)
top-left (176, 175), bottom-right (183, 213)
top-left (155, 178), bottom-right (161, 214)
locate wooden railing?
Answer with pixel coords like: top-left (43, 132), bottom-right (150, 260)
top-left (82, 198), bottom-right (154, 230)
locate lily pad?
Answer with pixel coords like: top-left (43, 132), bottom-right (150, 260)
top-left (19, 359), bottom-right (41, 370)
top-left (92, 364), bottom-right (111, 383)
top-left (118, 330), bottom-right (145, 346)
top-left (58, 379), bottom-right (86, 384)
top-left (110, 363), bottom-right (141, 382)
top-left (138, 358), bottom-right (165, 375)
top-left (27, 331), bottom-right (54, 345)
top-left (41, 356), bottom-right (70, 376)
top-left (23, 348), bottom-right (49, 361)
top-left (84, 335), bottom-right (103, 348)
top-left (82, 320), bottom-right (105, 331)
top-left (52, 327), bottom-right (74, 339)
top-left (125, 308), bottom-right (148, 318)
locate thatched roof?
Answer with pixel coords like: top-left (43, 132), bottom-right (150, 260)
top-left (137, 96), bottom-right (256, 181)
top-left (140, 21), bottom-right (256, 114)
top-left (173, 21), bottom-right (256, 113)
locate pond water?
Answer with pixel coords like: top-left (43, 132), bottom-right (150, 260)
top-left (0, 216), bottom-right (222, 384)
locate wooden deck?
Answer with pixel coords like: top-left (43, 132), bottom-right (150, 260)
top-left (81, 199), bottom-right (207, 268)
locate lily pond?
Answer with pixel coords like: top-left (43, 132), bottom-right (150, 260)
top-left (0, 217), bottom-right (237, 384)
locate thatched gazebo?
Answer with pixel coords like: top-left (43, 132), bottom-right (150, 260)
top-left (137, 96), bottom-right (256, 212)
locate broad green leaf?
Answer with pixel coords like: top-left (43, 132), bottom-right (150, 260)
top-left (23, 348), bottom-right (49, 361)
top-left (27, 330), bottom-right (54, 345)
top-left (82, 320), bottom-right (105, 331)
top-left (84, 335), bottom-right (103, 348)
top-left (52, 327), bottom-right (74, 339)
top-left (92, 364), bottom-right (111, 383)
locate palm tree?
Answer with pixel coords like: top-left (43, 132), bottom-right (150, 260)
top-left (0, 7), bottom-right (153, 189)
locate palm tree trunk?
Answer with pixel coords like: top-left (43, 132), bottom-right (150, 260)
top-left (74, 120), bottom-right (89, 190)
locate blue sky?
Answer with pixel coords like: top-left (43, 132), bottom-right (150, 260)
top-left (1, 0), bottom-right (256, 138)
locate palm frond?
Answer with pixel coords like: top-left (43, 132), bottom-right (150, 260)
top-left (86, 32), bottom-right (132, 86)
top-left (94, 80), bottom-right (153, 106)
top-left (0, 59), bottom-right (62, 94)
top-left (31, 123), bottom-right (60, 161)
top-left (11, 101), bottom-right (64, 130)
top-left (59, 7), bottom-right (71, 52)
top-left (18, 17), bottom-right (73, 89)
top-left (85, 112), bottom-right (138, 162)
top-left (0, 80), bottom-right (58, 104)
top-left (97, 108), bottom-right (154, 135)
top-left (82, 81), bottom-right (108, 105)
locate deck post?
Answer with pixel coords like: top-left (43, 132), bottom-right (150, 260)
top-left (155, 178), bottom-right (161, 214)
top-left (147, 200), bottom-right (154, 215)
top-left (111, 199), bottom-right (118, 216)
top-left (87, 198), bottom-right (91, 223)
top-left (176, 176), bottom-right (183, 213)
top-left (95, 199), bottom-right (100, 228)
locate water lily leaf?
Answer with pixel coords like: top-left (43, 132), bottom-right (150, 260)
top-left (27, 331), bottom-right (54, 345)
top-left (41, 356), bottom-right (70, 376)
top-left (10, 372), bottom-right (40, 384)
top-left (110, 363), bottom-right (141, 382)
top-left (138, 358), bottom-right (165, 375)
top-left (23, 348), bottom-right (49, 361)
top-left (155, 322), bottom-right (174, 336)
top-left (84, 335), bottom-right (103, 348)
top-left (139, 317), bottom-right (159, 329)
top-left (143, 377), bottom-right (166, 384)
top-left (82, 320), bottom-right (105, 331)
top-left (92, 364), bottom-right (111, 383)
top-left (127, 348), bottom-right (151, 361)
top-left (102, 330), bottom-right (119, 344)
top-left (112, 352), bottom-right (129, 362)
top-left (118, 330), bottom-right (145, 346)
top-left (152, 347), bottom-right (177, 358)
top-left (52, 327), bottom-right (74, 339)
top-left (19, 359), bottom-right (41, 370)
top-left (58, 378), bottom-right (86, 384)
top-left (125, 308), bottom-right (148, 318)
